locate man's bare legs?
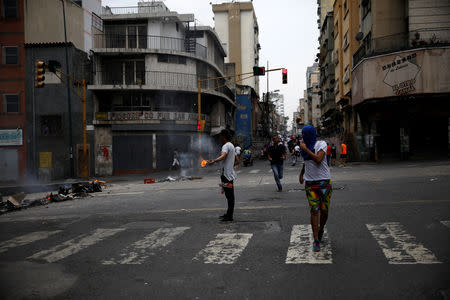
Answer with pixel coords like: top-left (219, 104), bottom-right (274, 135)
top-left (311, 209), bottom-right (328, 241)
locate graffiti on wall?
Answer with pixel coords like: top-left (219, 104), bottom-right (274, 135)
top-left (382, 53), bottom-right (421, 96)
top-left (97, 145), bottom-right (112, 163)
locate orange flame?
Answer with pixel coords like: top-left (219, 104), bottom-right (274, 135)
top-left (201, 159), bottom-right (207, 167)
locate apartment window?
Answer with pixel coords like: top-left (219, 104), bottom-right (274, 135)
top-left (4, 94), bottom-right (19, 113)
top-left (176, 23), bottom-right (179, 32)
top-left (3, 46), bottom-right (19, 65)
top-left (158, 54), bottom-right (186, 65)
top-left (342, 32), bottom-right (349, 51)
top-left (3, 0), bottom-right (18, 18)
top-left (127, 25), bottom-right (147, 49)
top-left (362, 0), bottom-right (371, 18)
top-left (343, 66), bottom-right (350, 83)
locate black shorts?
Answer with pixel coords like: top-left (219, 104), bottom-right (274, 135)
top-left (340, 154), bottom-right (347, 158)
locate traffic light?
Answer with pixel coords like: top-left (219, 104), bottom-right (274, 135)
top-left (253, 66), bottom-right (265, 76)
top-left (35, 60), bottom-right (46, 88)
top-left (197, 120), bottom-right (206, 131)
top-left (282, 68), bottom-right (287, 84)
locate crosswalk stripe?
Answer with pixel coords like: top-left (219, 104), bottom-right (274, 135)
top-left (440, 221), bottom-right (450, 228)
top-left (249, 169), bottom-right (260, 174)
top-left (367, 222), bottom-right (441, 264)
top-left (285, 225), bottom-right (332, 264)
top-left (102, 227), bottom-right (190, 265)
top-left (28, 228), bottom-right (125, 263)
top-left (0, 231), bottom-right (62, 254)
top-left (194, 233), bottom-right (252, 264)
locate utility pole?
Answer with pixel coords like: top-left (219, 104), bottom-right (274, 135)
top-left (266, 60), bottom-right (269, 137)
top-left (62, 0), bottom-right (74, 177)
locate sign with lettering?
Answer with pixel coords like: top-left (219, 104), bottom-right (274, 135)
top-left (107, 111), bottom-right (208, 121)
top-left (39, 152), bottom-right (52, 168)
top-left (383, 54), bottom-right (420, 96)
top-left (0, 129), bottom-right (23, 146)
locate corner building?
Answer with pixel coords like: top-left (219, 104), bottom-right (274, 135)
top-left (90, 2), bottom-right (235, 175)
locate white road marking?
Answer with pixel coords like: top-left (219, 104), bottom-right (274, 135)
top-left (268, 169), bottom-right (273, 173)
top-left (28, 228), bottom-right (125, 263)
top-left (94, 192), bottom-right (145, 197)
top-left (194, 233), bottom-right (252, 264)
top-left (441, 221), bottom-right (450, 228)
top-left (0, 231), bottom-right (62, 254)
top-left (285, 225), bottom-right (332, 264)
top-left (249, 169), bottom-right (260, 174)
top-left (102, 227), bottom-right (190, 265)
top-left (367, 222), bottom-right (441, 264)
top-left (236, 170), bottom-right (242, 174)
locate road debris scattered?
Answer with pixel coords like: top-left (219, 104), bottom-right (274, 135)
top-left (0, 180), bottom-right (105, 214)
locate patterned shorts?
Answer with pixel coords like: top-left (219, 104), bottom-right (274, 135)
top-left (305, 180), bottom-right (332, 212)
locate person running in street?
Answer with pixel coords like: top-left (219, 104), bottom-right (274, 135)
top-left (331, 143), bottom-right (337, 166)
top-left (299, 125), bottom-right (332, 252)
top-left (291, 143), bottom-right (301, 166)
top-left (170, 148), bottom-right (180, 170)
top-left (326, 143), bottom-right (332, 167)
top-left (340, 142), bottom-right (347, 166)
top-left (207, 130), bottom-right (239, 222)
top-left (268, 135), bottom-right (287, 192)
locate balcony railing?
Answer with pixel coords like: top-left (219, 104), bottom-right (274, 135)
top-left (102, 5), bottom-right (163, 15)
top-left (93, 34), bottom-right (207, 59)
top-left (353, 29), bottom-right (450, 66)
top-left (93, 71), bottom-right (235, 101)
top-left (95, 111), bottom-right (209, 122)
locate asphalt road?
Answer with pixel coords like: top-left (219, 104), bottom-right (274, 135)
top-left (1, 159), bottom-right (449, 299)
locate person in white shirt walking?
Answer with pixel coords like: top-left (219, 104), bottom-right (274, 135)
top-left (208, 130), bottom-right (239, 222)
top-left (299, 125), bottom-right (333, 252)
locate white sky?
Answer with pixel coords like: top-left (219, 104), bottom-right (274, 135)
top-left (101, 0), bottom-right (319, 124)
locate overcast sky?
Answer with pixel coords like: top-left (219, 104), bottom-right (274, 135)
top-left (102, 0), bottom-right (319, 125)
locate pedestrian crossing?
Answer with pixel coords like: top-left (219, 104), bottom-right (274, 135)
top-left (0, 221), bottom-right (448, 266)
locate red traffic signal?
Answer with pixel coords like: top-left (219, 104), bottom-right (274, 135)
top-left (197, 120), bottom-right (201, 131)
top-left (253, 66), bottom-right (265, 76)
top-left (282, 68), bottom-right (287, 84)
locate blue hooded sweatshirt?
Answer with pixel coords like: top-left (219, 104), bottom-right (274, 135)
top-left (301, 125), bottom-right (318, 160)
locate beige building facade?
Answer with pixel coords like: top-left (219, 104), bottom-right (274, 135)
top-left (212, 2), bottom-right (260, 95)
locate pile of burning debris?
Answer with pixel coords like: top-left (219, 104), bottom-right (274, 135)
top-left (0, 180), bottom-right (105, 214)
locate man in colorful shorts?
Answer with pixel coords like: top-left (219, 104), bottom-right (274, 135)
top-left (299, 125), bottom-right (333, 252)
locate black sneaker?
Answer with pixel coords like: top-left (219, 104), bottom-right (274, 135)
top-left (219, 214), bottom-right (228, 219)
top-left (221, 216), bottom-right (233, 222)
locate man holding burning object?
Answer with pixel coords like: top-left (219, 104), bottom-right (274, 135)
top-left (207, 129), bottom-right (239, 222)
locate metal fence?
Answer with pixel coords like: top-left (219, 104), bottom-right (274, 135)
top-left (93, 34), bottom-right (207, 59)
top-left (353, 29), bottom-right (450, 66)
top-left (102, 6), bottom-right (162, 15)
top-left (93, 71), bottom-right (234, 101)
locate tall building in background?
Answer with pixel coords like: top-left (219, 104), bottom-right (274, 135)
top-left (333, 0), bottom-right (360, 158)
top-left (305, 63), bottom-right (321, 128)
top-left (0, 0), bottom-right (26, 181)
top-left (212, 1), bottom-right (260, 95)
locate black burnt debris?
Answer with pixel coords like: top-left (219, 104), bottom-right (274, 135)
top-left (0, 180), bottom-right (106, 214)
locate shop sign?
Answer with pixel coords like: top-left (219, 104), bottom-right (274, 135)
top-left (109, 111), bottom-right (206, 121)
top-left (0, 129), bottom-right (23, 146)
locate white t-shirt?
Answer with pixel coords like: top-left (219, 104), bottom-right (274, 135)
top-left (304, 141), bottom-right (331, 181)
top-left (221, 142), bottom-right (237, 181)
top-left (235, 146), bottom-right (242, 155)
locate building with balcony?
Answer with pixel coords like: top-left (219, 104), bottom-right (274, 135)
top-left (352, 0), bottom-right (450, 161)
top-left (89, 2), bottom-right (235, 175)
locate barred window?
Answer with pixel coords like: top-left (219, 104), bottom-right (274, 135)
top-left (4, 94), bottom-right (19, 113)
